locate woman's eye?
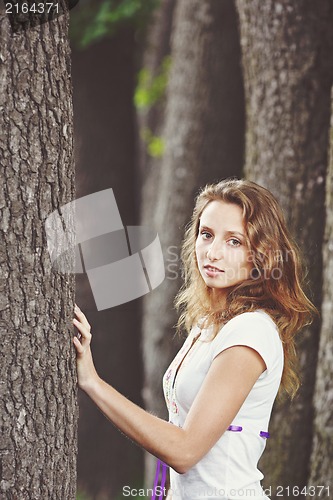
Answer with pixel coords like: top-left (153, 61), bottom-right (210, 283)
top-left (200, 230), bottom-right (212, 239)
top-left (229, 238), bottom-right (241, 247)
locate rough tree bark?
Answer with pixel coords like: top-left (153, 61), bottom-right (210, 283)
top-left (308, 89), bottom-right (333, 491)
top-left (0, 10), bottom-right (77, 500)
top-left (236, 0), bottom-right (333, 493)
top-left (141, 0), bottom-right (244, 485)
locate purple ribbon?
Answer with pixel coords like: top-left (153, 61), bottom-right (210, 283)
top-left (151, 459), bottom-right (168, 500)
top-left (151, 426), bottom-right (271, 497)
top-left (228, 426), bottom-right (270, 438)
top-left (151, 459), bottom-right (160, 500)
top-left (227, 425), bottom-right (243, 432)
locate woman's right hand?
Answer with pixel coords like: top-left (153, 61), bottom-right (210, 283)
top-left (72, 304), bottom-right (99, 391)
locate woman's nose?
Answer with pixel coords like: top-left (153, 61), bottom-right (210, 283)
top-left (206, 242), bottom-right (223, 261)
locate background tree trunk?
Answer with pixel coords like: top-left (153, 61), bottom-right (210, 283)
top-left (236, 0), bottom-right (333, 493)
top-left (308, 88), bottom-right (333, 491)
top-left (71, 28), bottom-right (144, 499)
top-left (138, 0), bottom-right (176, 217)
top-left (141, 0), bottom-right (245, 485)
top-left (138, 0), bottom-right (176, 139)
top-left (0, 12), bottom-right (77, 500)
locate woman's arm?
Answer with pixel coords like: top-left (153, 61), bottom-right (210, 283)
top-left (73, 305), bottom-right (266, 474)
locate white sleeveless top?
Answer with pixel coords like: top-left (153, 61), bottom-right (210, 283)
top-left (163, 310), bottom-right (284, 499)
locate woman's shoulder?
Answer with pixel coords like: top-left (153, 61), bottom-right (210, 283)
top-left (220, 309), bottom-right (280, 340)
top-left (227, 309), bottom-right (277, 327)
top-left (212, 310), bottom-right (283, 366)
top-left (196, 310), bottom-right (280, 345)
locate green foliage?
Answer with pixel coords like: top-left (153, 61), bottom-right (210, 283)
top-left (70, 0), bottom-right (160, 50)
top-left (134, 57), bottom-right (171, 159)
top-left (141, 128), bottom-right (165, 158)
top-left (135, 57), bottom-right (170, 158)
top-left (134, 56), bottom-right (171, 109)
top-left (76, 490), bottom-right (92, 500)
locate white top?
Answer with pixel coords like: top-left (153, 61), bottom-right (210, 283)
top-left (163, 310), bottom-right (284, 500)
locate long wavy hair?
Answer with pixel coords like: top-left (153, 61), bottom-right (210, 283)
top-left (175, 178), bottom-right (317, 401)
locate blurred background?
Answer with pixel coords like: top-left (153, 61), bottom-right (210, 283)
top-left (68, 1), bottom-right (333, 498)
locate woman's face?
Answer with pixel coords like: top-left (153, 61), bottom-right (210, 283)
top-left (195, 200), bottom-right (252, 300)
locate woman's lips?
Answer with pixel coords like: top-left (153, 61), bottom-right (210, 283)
top-left (204, 265), bottom-right (224, 277)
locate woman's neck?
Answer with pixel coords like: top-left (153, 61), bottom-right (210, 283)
top-left (210, 288), bottom-right (228, 310)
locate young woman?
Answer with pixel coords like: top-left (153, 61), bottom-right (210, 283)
top-left (73, 178), bottom-right (316, 500)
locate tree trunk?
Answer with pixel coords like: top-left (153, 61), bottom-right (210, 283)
top-left (0, 12), bottom-right (77, 500)
top-left (141, 0), bottom-right (244, 486)
top-left (308, 88), bottom-right (333, 491)
top-left (137, 0), bottom-right (176, 183)
top-left (71, 28), bottom-right (144, 499)
top-left (236, 0), bottom-right (333, 493)
top-left (138, 0), bottom-right (177, 218)
top-left (138, 0), bottom-right (176, 138)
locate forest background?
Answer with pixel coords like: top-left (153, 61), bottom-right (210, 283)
top-left (1, 0), bottom-right (333, 499)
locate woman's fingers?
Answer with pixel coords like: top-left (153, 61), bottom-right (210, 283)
top-left (74, 304), bottom-right (91, 331)
top-left (73, 318), bottom-right (91, 342)
top-left (73, 335), bottom-right (84, 354)
top-left (73, 304), bottom-right (92, 354)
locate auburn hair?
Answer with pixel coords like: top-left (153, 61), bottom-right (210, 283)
top-left (175, 178), bottom-right (317, 401)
